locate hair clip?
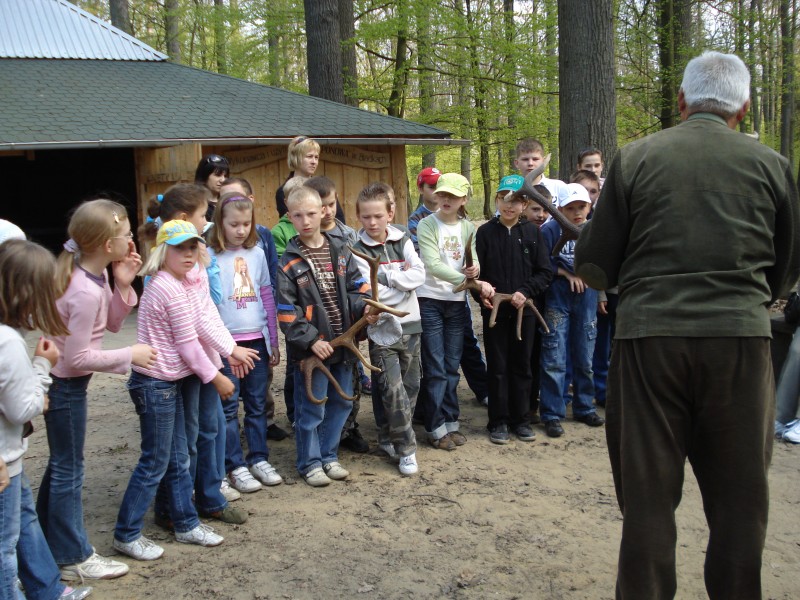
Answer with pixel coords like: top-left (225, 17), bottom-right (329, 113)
top-left (145, 216), bottom-right (155, 224)
top-left (111, 211), bottom-right (120, 224)
top-left (157, 194), bottom-right (164, 203)
top-left (63, 239), bottom-right (79, 254)
top-left (294, 136), bottom-right (308, 144)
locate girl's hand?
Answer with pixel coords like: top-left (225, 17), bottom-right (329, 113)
top-left (565, 272), bottom-right (587, 294)
top-left (364, 304), bottom-right (379, 325)
top-left (510, 291), bottom-right (527, 309)
top-left (213, 372), bottom-right (235, 400)
top-left (34, 337), bottom-right (59, 367)
top-left (0, 459), bottom-right (8, 493)
top-left (477, 281), bottom-right (495, 309)
top-left (270, 346), bottom-right (281, 367)
top-left (311, 339), bottom-right (334, 360)
top-left (598, 301), bottom-right (608, 316)
top-left (231, 346), bottom-right (258, 370)
top-left (112, 246), bottom-right (143, 287)
top-left (131, 344), bottom-right (158, 368)
top-left (464, 265), bottom-right (480, 279)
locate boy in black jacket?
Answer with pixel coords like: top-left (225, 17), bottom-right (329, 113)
top-left (476, 192), bottom-right (553, 444)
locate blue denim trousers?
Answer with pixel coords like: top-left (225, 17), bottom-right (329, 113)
top-left (221, 337), bottom-right (270, 472)
top-left (419, 298), bottom-right (466, 440)
top-left (592, 291), bottom-right (618, 405)
top-left (539, 277), bottom-right (598, 422)
top-left (293, 360), bottom-right (353, 475)
top-left (460, 298), bottom-right (488, 400)
top-left (114, 372), bottom-right (200, 542)
top-left (3, 470), bottom-right (67, 600)
top-left (776, 326), bottom-right (800, 425)
top-left (155, 375), bottom-right (226, 517)
top-left (36, 374), bottom-right (94, 566)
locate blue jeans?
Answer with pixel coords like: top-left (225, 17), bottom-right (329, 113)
top-left (1, 472), bottom-right (24, 600)
top-left (592, 292), bottom-right (618, 405)
top-left (293, 360), bottom-right (353, 475)
top-left (776, 325), bottom-right (800, 424)
top-left (539, 277), bottom-right (598, 422)
top-left (155, 376), bottom-right (226, 517)
top-left (115, 372), bottom-right (200, 542)
top-left (36, 374), bottom-right (94, 565)
top-left (221, 338), bottom-right (270, 472)
top-left (419, 298), bottom-right (466, 440)
top-left (460, 298), bottom-right (488, 400)
top-left (9, 471), bottom-right (64, 600)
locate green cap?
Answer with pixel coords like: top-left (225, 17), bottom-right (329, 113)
top-left (434, 173), bottom-right (471, 197)
top-left (497, 174), bottom-right (524, 193)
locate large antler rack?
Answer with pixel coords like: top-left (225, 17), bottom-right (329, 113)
top-left (453, 233), bottom-right (550, 337)
top-left (513, 154), bottom-right (582, 257)
top-left (299, 247), bottom-right (410, 405)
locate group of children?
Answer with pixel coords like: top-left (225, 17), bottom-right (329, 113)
top-left (0, 136), bottom-right (612, 596)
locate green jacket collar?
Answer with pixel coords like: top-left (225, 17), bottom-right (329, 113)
top-left (686, 112), bottom-right (728, 126)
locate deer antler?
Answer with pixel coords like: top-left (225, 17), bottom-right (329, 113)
top-left (514, 154), bottom-right (583, 256)
top-left (488, 293), bottom-right (549, 338)
top-left (299, 246), bottom-right (410, 404)
top-left (452, 232), bottom-right (484, 294)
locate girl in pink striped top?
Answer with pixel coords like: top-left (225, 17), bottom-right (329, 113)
top-left (113, 220), bottom-right (234, 562)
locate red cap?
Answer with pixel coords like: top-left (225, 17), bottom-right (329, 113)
top-left (416, 167), bottom-right (441, 188)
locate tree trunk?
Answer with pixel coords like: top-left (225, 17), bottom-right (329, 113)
top-left (545, 0), bottom-right (559, 177)
top-left (557, 0), bottom-right (616, 181)
top-left (416, 1), bottom-right (436, 168)
top-left (338, 0), bottom-right (358, 106)
top-left (387, 0), bottom-right (409, 118)
top-left (503, 0), bottom-right (519, 172)
top-left (780, 0), bottom-right (795, 159)
top-left (748, 0), bottom-right (760, 136)
top-left (214, 0), bottom-right (227, 74)
top-left (165, 0), bottom-right (181, 63)
top-left (465, 0), bottom-right (492, 218)
top-left (109, 0), bottom-right (132, 35)
top-left (304, 0), bottom-right (345, 103)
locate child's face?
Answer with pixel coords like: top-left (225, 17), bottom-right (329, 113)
top-left (559, 201), bottom-right (591, 225)
top-left (222, 207), bottom-right (252, 249)
top-left (434, 192), bottom-right (467, 221)
top-left (164, 241), bottom-right (199, 280)
top-left (358, 199), bottom-right (392, 243)
top-left (299, 151), bottom-right (319, 177)
top-left (578, 180), bottom-right (601, 205)
top-left (109, 218), bottom-right (133, 261)
top-left (420, 183), bottom-right (438, 209)
top-left (319, 192), bottom-right (338, 229)
top-left (182, 204), bottom-right (208, 238)
top-left (514, 151), bottom-right (544, 177)
top-left (288, 198), bottom-right (322, 240)
top-left (497, 195), bottom-right (527, 226)
top-left (578, 153), bottom-right (603, 177)
top-left (524, 203), bottom-right (547, 227)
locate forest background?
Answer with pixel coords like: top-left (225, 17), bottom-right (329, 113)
top-left (75, 0), bottom-right (797, 217)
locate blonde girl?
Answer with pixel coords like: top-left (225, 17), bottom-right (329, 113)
top-left (208, 194), bottom-right (282, 493)
top-left (113, 220), bottom-right (234, 561)
top-left (0, 239), bottom-right (92, 600)
top-left (38, 199), bottom-right (156, 581)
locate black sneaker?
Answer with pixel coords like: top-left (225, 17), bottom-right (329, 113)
top-left (267, 423), bottom-right (289, 441)
top-left (340, 425), bottom-right (369, 453)
top-left (574, 412), bottom-right (605, 427)
top-left (544, 419), bottom-right (564, 438)
top-left (489, 424), bottom-right (510, 445)
top-left (515, 424), bottom-right (536, 442)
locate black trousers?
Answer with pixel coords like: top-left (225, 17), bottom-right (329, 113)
top-left (483, 310), bottom-right (535, 429)
top-left (607, 337), bottom-right (774, 600)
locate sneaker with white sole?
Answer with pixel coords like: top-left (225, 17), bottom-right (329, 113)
top-left (175, 523), bottom-right (224, 547)
top-left (60, 551), bottom-right (130, 580)
top-left (60, 586), bottom-right (93, 600)
top-left (249, 461), bottom-right (283, 486)
top-left (303, 467), bottom-right (332, 487)
top-left (228, 466), bottom-right (262, 493)
top-left (398, 453), bottom-right (418, 476)
top-left (322, 461), bottom-right (350, 480)
top-left (112, 536), bottom-right (164, 561)
top-left (379, 442), bottom-right (399, 460)
top-left (220, 479), bottom-right (241, 502)
top-left (783, 419), bottom-right (800, 443)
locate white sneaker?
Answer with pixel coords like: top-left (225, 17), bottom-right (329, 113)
top-left (60, 551), bottom-right (130, 580)
top-left (399, 453), bottom-right (419, 476)
top-left (220, 479), bottom-right (241, 502)
top-left (249, 461), bottom-right (283, 486)
top-left (322, 461), bottom-right (350, 480)
top-left (783, 419), bottom-right (800, 444)
top-left (112, 536), bottom-right (164, 561)
top-left (175, 524), bottom-right (224, 547)
top-left (303, 467), bottom-right (332, 487)
top-left (228, 466), bottom-right (262, 493)
top-left (379, 442), bottom-right (399, 460)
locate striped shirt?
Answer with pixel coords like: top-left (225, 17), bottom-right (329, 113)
top-left (298, 238), bottom-right (343, 337)
top-left (183, 262), bottom-right (236, 370)
top-left (133, 271), bottom-right (218, 383)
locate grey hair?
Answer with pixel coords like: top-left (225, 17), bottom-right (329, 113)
top-left (680, 51), bottom-right (750, 118)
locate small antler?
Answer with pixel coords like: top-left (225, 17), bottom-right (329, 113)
top-left (299, 246), bottom-right (410, 404)
top-left (488, 293), bottom-right (549, 338)
top-left (453, 232), bottom-right (484, 294)
top-left (514, 154), bottom-right (582, 256)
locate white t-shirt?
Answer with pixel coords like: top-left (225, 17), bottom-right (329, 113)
top-left (417, 219), bottom-right (467, 302)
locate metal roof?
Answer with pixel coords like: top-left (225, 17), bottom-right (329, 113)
top-left (0, 59), bottom-right (457, 150)
top-left (0, 0), bottom-right (167, 61)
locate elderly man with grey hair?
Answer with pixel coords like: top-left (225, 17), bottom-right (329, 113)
top-left (575, 51), bottom-right (800, 599)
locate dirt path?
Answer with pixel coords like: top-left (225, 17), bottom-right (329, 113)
top-left (22, 311), bottom-right (800, 600)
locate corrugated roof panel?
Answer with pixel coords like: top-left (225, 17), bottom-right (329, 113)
top-left (0, 0), bottom-right (167, 61)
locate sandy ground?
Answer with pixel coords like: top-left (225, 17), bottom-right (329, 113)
top-left (22, 308), bottom-right (800, 600)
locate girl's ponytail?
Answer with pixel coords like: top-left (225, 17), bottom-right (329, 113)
top-left (54, 243), bottom-right (78, 298)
